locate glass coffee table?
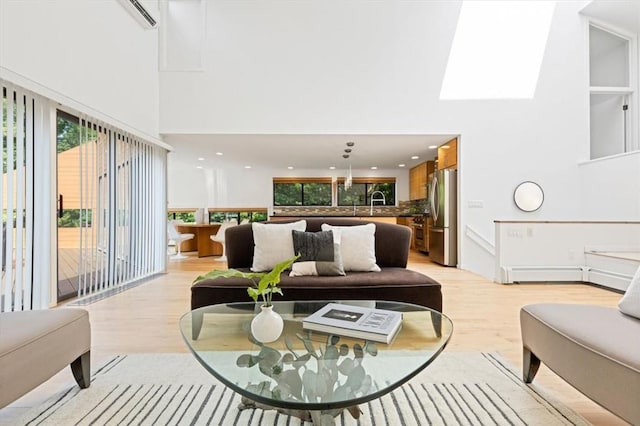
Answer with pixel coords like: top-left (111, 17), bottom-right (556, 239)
top-left (179, 300), bottom-right (453, 425)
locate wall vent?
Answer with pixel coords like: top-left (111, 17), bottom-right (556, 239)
top-left (118, 0), bottom-right (158, 29)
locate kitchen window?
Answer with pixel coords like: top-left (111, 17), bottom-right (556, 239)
top-left (337, 178), bottom-right (396, 206)
top-left (273, 178), bottom-right (332, 206)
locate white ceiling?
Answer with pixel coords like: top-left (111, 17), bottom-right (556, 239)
top-left (163, 134), bottom-right (457, 170)
top-left (581, 0), bottom-right (640, 34)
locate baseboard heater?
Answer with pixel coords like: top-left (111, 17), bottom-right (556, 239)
top-left (499, 265), bottom-right (633, 291)
top-left (586, 268), bottom-right (633, 292)
top-left (499, 265), bottom-right (586, 284)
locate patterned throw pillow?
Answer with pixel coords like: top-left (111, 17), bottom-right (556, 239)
top-left (289, 230), bottom-right (345, 276)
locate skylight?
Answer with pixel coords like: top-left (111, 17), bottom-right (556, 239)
top-left (440, 1), bottom-right (556, 100)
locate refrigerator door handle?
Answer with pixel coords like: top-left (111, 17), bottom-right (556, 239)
top-left (430, 174), bottom-right (439, 222)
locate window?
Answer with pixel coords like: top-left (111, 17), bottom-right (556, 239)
top-left (589, 23), bottom-right (637, 159)
top-left (167, 211), bottom-right (195, 223)
top-left (168, 210), bottom-right (268, 223)
top-left (440, 0), bottom-right (555, 100)
top-left (337, 179), bottom-right (396, 206)
top-left (273, 178), bottom-right (332, 206)
top-left (210, 210), bottom-right (268, 223)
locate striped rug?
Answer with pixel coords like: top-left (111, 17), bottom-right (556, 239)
top-left (19, 352), bottom-right (588, 426)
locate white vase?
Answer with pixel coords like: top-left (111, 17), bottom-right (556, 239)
top-left (251, 305), bottom-right (284, 343)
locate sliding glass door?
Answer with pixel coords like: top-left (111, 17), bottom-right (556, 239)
top-left (56, 112), bottom-right (108, 301)
top-left (56, 110), bottom-right (167, 302)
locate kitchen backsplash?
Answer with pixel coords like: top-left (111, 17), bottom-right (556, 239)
top-left (272, 200), bottom-right (424, 216)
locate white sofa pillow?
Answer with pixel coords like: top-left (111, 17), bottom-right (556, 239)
top-left (321, 223), bottom-right (381, 272)
top-left (251, 220), bottom-right (307, 272)
top-left (618, 265), bottom-right (640, 319)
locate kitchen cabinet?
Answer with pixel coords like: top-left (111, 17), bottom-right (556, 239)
top-left (409, 161), bottom-right (435, 200)
top-left (409, 163), bottom-right (427, 200)
top-left (438, 138), bottom-right (458, 170)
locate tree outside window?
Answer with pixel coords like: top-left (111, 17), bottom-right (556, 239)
top-left (338, 180), bottom-right (395, 206)
top-left (273, 181), bottom-right (331, 206)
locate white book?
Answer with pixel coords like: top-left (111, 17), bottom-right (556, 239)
top-left (302, 303), bottom-right (403, 344)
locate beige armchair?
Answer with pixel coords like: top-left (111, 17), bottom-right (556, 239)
top-left (0, 308), bottom-right (91, 408)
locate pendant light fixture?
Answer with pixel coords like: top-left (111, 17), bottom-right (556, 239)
top-left (343, 142), bottom-right (355, 190)
top-left (345, 163), bottom-right (353, 190)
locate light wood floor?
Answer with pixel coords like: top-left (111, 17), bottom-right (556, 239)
top-left (0, 251), bottom-right (630, 425)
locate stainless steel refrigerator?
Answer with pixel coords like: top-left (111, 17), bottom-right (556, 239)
top-left (428, 169), bottom-right (457, 266)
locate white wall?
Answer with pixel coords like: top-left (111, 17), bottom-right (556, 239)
top-left (495, 221), bottom-right (640, 289)
top-left (0, 0), bottom-right (160, 138)
top-left (578, 151), bottom-right (640, 219)
top-left (159, 1), bottom-right (639, 279)
top-left (167, 151), bottom-right (409, 209)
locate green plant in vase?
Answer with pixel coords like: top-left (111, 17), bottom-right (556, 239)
top-left (193, 254), bottom-right (299, 307)
top-left (193, 255), bottom-right (299, 343)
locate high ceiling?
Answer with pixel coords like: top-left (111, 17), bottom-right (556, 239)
top-left (163, 134), bottom-right (457, 170)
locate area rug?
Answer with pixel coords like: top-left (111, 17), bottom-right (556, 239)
top-left (19, 352), bottom-right (588, 426)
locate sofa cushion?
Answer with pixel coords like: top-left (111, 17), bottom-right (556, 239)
top-left (290, 230), bottom-right (345, 276)
top-left (618, 265), bottom-right (640, 319)
top-left (321, 223), bottom-right (380, 272)
top-left (191, 267), bottom-right (443, 312)
top-left (251, 220), bottom-right (306, 272)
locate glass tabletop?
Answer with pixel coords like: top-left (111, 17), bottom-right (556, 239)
top-left (179, 300), bottom-right (453, 411)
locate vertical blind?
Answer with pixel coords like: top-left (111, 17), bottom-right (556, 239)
top-left (75, 116), bottom-right (167, 299)
top-left (1, 78), bottom-right (168, 311)
top-left (1, 83), bottom-right (36, 311)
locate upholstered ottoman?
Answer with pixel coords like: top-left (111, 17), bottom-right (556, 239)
top-left (0, 308), bottom-right (91, 408)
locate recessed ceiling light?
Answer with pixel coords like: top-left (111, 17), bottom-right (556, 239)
top-left (329, 166), bottom-right (336, 170)
top-left (398, 164), bottom-right (406, 167)
top-left (411, 155), bottom-right (419, 160)
top-left (216, 152), bottom-right (223, 156)
top-left (196, 166), bottom-right (203, 169)
top-left (244, 165), bottom-right (252, 169)
top-left (370, 166), bottom-right (378, 170)
top-left (287, 166), bottom-right (294, 170)
top-left (197, 157), bottom-right (205, 161)
top-left (428, 145), bottom-right (438, 149)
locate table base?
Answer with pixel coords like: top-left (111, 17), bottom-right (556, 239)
top-left (239, 396), bottom-right (362, 426)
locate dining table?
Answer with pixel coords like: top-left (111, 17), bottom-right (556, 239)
top-left (175, 223), bottom-right (223, 257)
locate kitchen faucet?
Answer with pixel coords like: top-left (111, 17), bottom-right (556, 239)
top-left (370, 191), bottom-right (386, 216)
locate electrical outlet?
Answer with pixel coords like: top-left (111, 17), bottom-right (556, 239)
top-left (508, 229), bottom-right (524, 238)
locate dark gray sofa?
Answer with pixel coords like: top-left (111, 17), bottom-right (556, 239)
top-left (190, 218), bottom-right (443, 337)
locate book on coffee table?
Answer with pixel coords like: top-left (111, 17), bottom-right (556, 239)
top-left (302, 303), bottom-right (403, 344)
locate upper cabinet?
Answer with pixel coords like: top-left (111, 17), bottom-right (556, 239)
top-left (409, 160), bottom-right (435, 200)
top-left (437, 138), bottom-right (458, 170)
top-left (409, 162), bottom-right (427, 200)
